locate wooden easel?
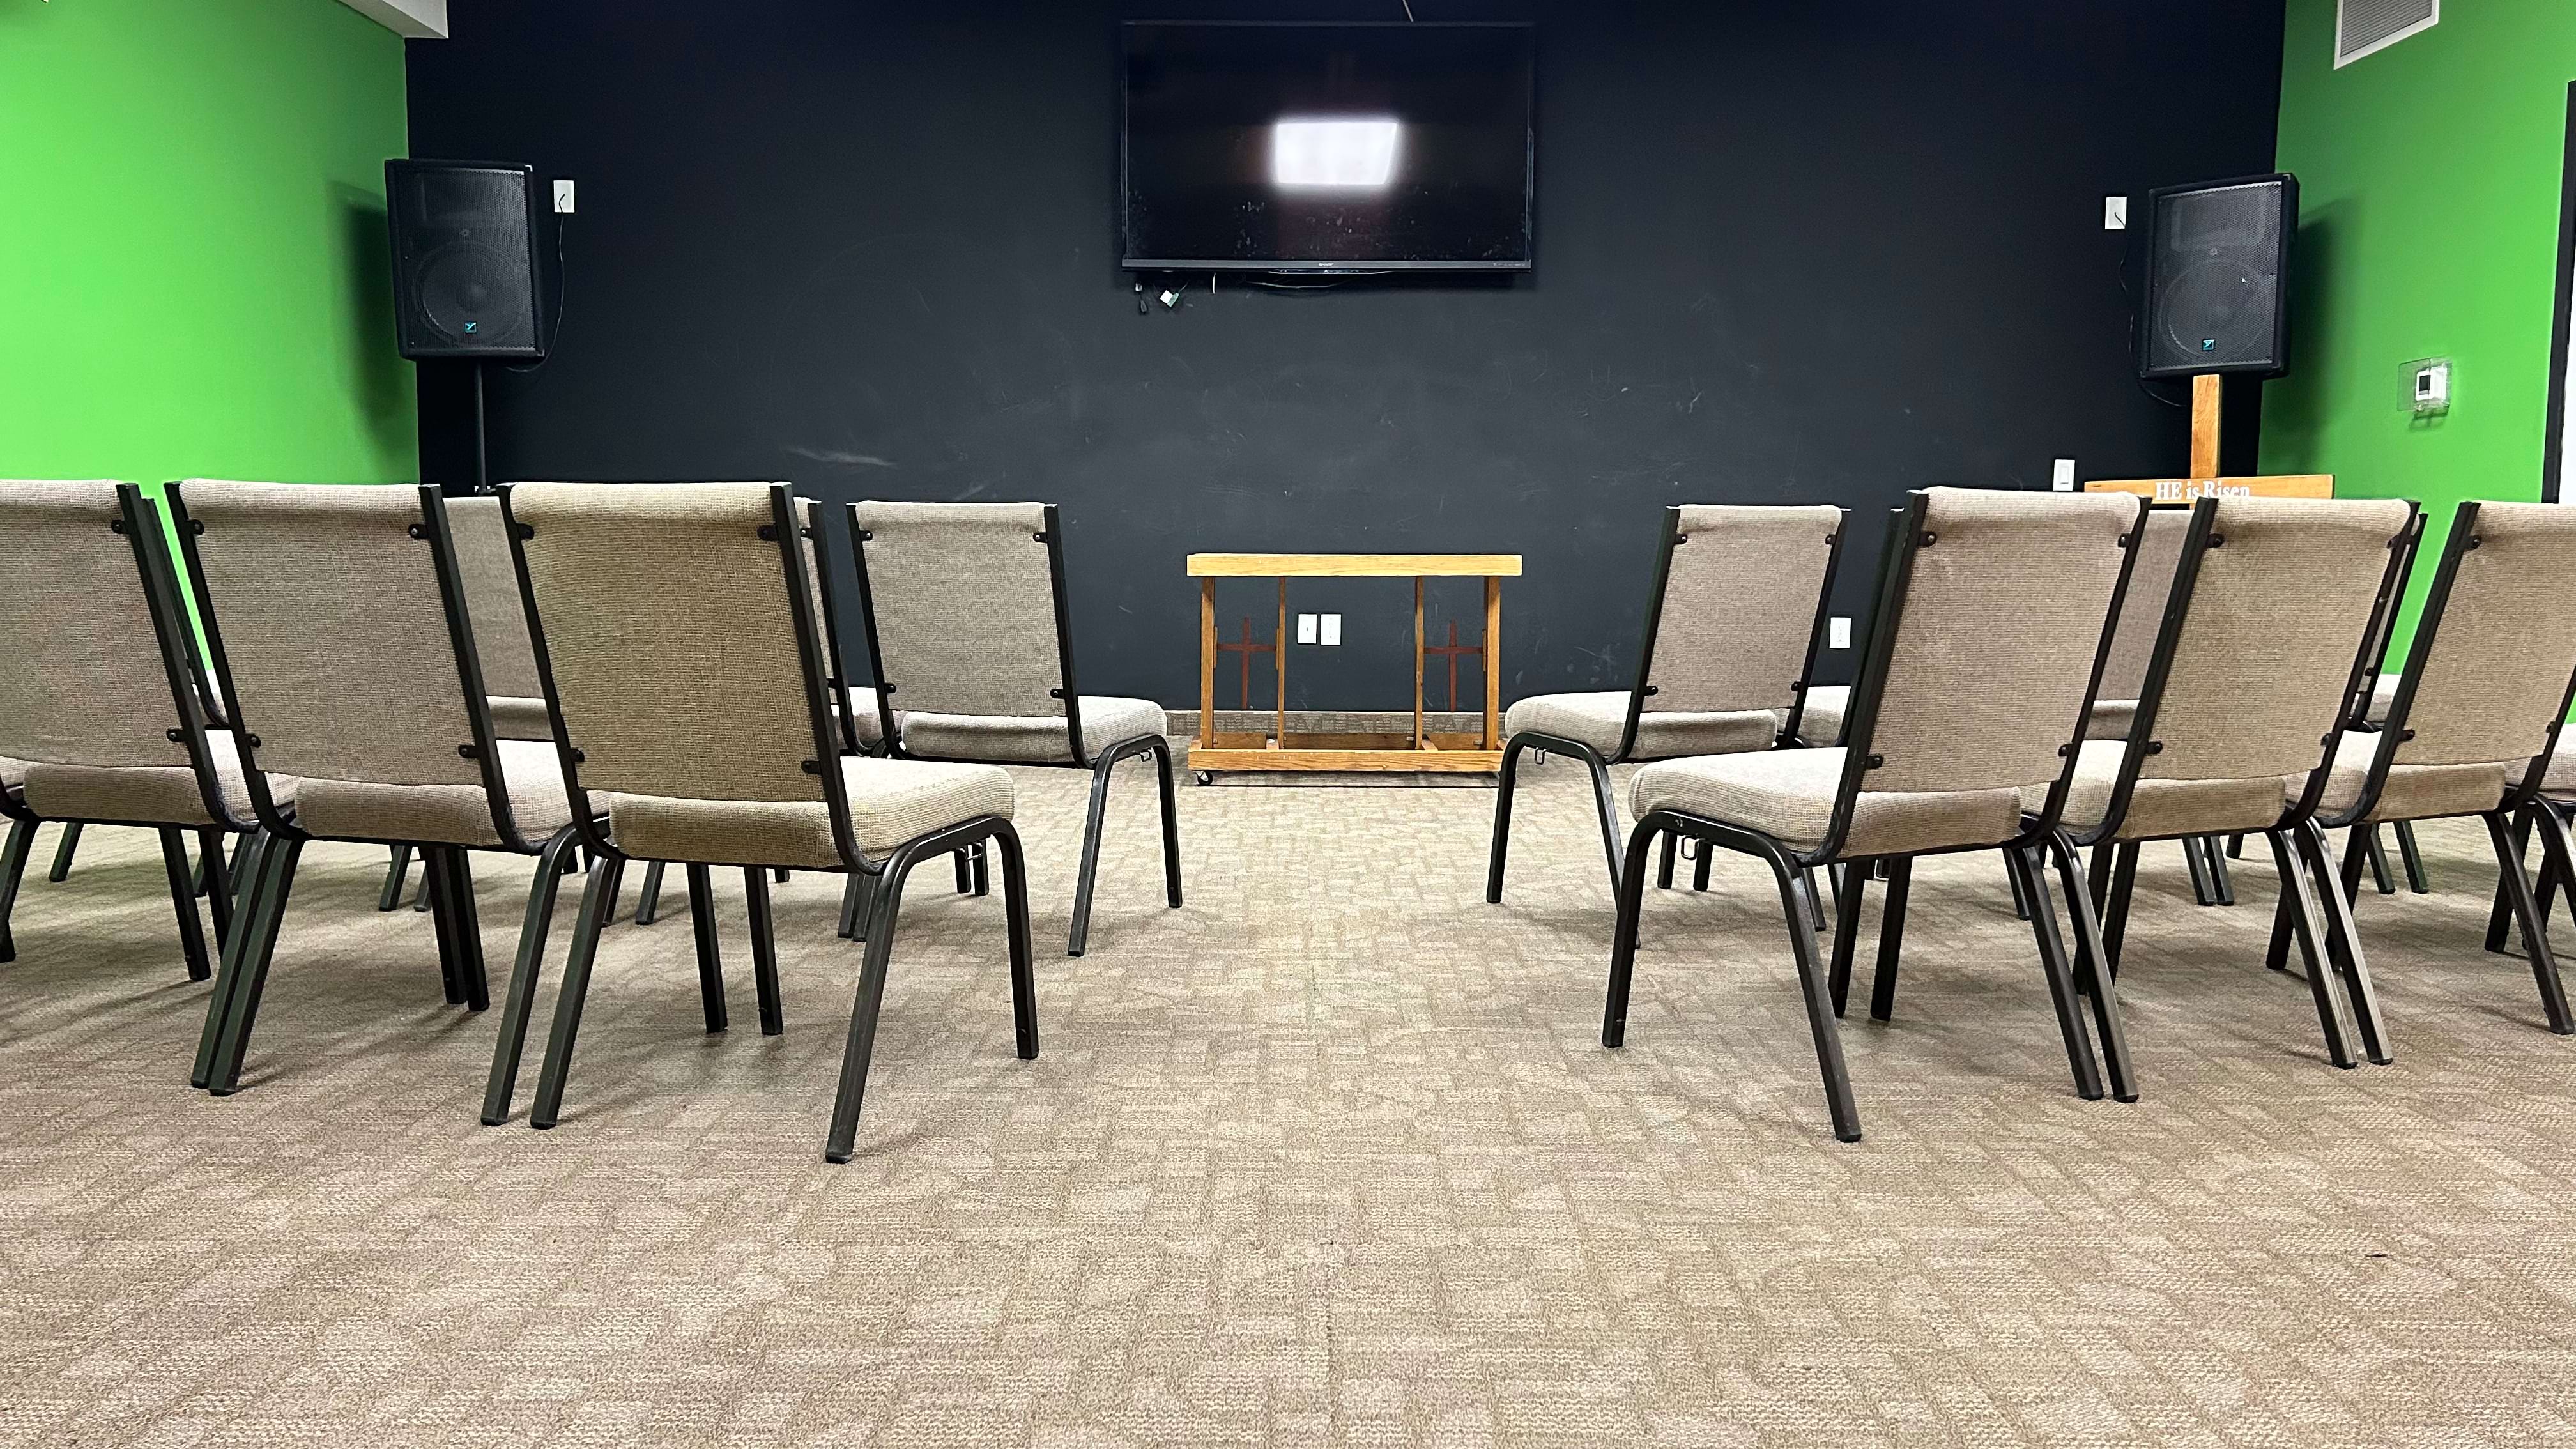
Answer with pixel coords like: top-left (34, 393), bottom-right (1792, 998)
top-left (2088, 374), bottom-right (2334, 504)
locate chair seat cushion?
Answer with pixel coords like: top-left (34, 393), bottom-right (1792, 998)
top-left (605, 756), bottom-right (1014, 869)
top-left (1631, 747), bottom-right (2025, 859)
top-left (898, 696), bottom-right (1165, 765)
top-left (282, 739), bottom-right (578, 849)
top-left (2035, 740), bottom-right (2286, 841)
top-left (487, 695), bottom-right (555, 743)
top-left (2312, 729), bottom-right (2508, 824)
top-left (1799, 685), bottom-right (2135, 747)
top-left (2543, 733), bottom-right (2576, 798)
top-left (22, 732), bottom-right (287, 828)
top-left (0, 756), bottom-right (24, 793)
top-left (1503, 692), bottom-right (1779, 760)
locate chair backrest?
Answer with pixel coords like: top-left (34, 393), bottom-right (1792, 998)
top-left (0, 481), bottom-right (211, 793)
top-left (2124, 496), bottom-right (2415, 814)
top-left (2384, 502), bottom-right (2576, 792)
top-left (847, 501), bottom-right (1070, 727)
top-left (506, 482), bottom-right (843, 841)
top-left (172, 482), bottom-right (495, 825)
top-left (1629, 505), bottom-right (1844, 752)
top-left (2095, 506), bottom-right (2192, 702)
top-left (1841, 488), bottom-right (2140, 808)
top-left (447, 494), bottom-right (545, 701)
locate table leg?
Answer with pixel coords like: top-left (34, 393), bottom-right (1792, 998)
top-left (1483, 575), bottom-right (1502, 751)
top-left (1414, 577), bottom-right (1427, 750)
top-left (1199, 578), bottom-right (1216, 749)
top-left (1275, 578), bottom-right (1288, 747)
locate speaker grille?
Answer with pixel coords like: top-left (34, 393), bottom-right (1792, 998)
top-left (2336, 0), bottom-right (2437, 68)
top-left (386, 162), bottom-right (544, 361)
top-left (2140, 176), bottom-right (2294, 379)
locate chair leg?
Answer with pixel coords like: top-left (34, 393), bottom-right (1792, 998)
top-left (1655, 831), bottom-right (1677, 891)
top-left (205, 838), bottom-right (307, 1095)
top-left (2364, 825), bottom-right (2398, 896)
top-left (481, 828), bottom-right (579, 1125)
top-left (2202, 836), bottom-right (2235, 906)
top-left (2486, 804), bottom-right (2533, 955)
top-left (774, 866), bottom-right (790, 884)
top-left (199, 829), bottom-right (232, 945)
top-left (1151, 737), bottom-right (1184, 909)
top-left (2297, 820), bottom-right (2391, 1065)
top-left (2182, 834), bottom-right (2218, 907)
top-left (2491, 809), bottom-right (2576, 1034)
top-left (2339, 825), bottom-right (2369, 906)
top-left (1867, 855), bottom-right (1913, 1023)
top-left (2264, 829), bottom-right (2361, 1069)
top-left (954, 849), bottom-right (974, 895)
top-left (826, 843), bottom-right (936, 1164)
top-left (838, 869), bottom-right (871, 940)
top-left (445, 848), bottom-right (488, 1011)
top-left (157, 828), bottom-right (211, 983)
top-left (0, 816), bottom-right (33, 963)
top-left (2006, 850), bottom-right (2033, 920)
top-left (192, 831), bottom-right (272, 1088)
top-left (1485, 735), bottom-right (1528, 901)
top-left (2101, 841), bottom-right (2140, 975)
top-left (1826, 857), bottom-right (1871, 1018)
top-left (378, 843), bottom-right (412, 912)
top-left (2265, 882), bottom-right (2296, 974)
top-left (1067, 749), bottom-right (1119, 957)
top-left (2226, 833), bottom-right (2245, 860)
top-left (423, 848), bottom-right (465, 1006)
top-left (2007, 844), bottom-right (2104, 1101)
top-left (1691, 843), bottom-right (1713, 892)
top-left (970, 841), bottom-right (989, 896)
top-left (47, 821), bottom-right (82, 884)
top-left (633, 859), bottom-right (667, 926)
top-left (528, 855), bottom-right (628, 1130)
top-left (1601, 820), bottom-right (1662, 1049)
top-left (2047, 831), bottom-right (2136, 1101)
top-left (686, 862), bottom-right (727, 1032)
top-left (1798, 865), bottom-right (1827, 931)
top-left (1764, 843), bottom-right (1863, 1144)
top-left (2389, 820), bottom-right (2428, 894)
top-left (744, 866), bottom-right (783, 1037)
top-left (993, 824), bottom-right (1041, 1063)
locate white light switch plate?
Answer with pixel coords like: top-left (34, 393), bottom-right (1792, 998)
top-left (2103, 195), bottom-right (2127, 230)
top-left (1321, 613), bottom-right (1341, 646)
top-left (553, 178), bottom-right (577, 213)
top-left (2052, 458), bottom-right (2078, 491)
top-left (1296, 613), bottom-right (1317, 645)
top-left (1829, 617), bottom-right (1851, 650)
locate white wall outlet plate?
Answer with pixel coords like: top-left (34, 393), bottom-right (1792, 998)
top-left (1320, 613), bottom-right (1341, 646)
top-left (2052, 458), bottom-right (2078, 491)
top-left (552, 178), bottom-right (577, 213)
top-left (2103, 195), bottom-right (2128, 230)
top-left (1296, 613), bottom-right (1318, 645)
top-left (1828, 617), bottom-right (1851, 650)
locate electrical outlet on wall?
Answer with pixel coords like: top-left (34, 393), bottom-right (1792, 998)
top-left (1321, 613), bottom-right (1342, 645)
top-left (1829, 617), bottom-right (1851, 650)
top-left (553, 178), bottom-right (577, 213)
top-left (1296, 613), bottom-right (1318, 645)
top-left (2052, 458), bottom-right (2078, 491)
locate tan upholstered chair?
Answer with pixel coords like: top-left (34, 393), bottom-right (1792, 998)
top-left (846, 500), bottom-right (1181, 958)
top-left (505, 482), bottom-right (1035, 1162)
top-left (2049, 496), bottom-right (2418, 1070)
top-left (2297, 502), bottom-right (2576, 1039)
top-left (1487, 505), bottom-right (1846, 900)
top-left (1606, 488), bottom-right (2146, 1141)
top-left (165, 482), bottom-right (584, 1103)
top-left (0, 480), bottom-right (259, 983)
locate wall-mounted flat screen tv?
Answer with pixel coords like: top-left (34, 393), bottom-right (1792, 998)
top-left (1120, 21), bottom-right (1536, 273)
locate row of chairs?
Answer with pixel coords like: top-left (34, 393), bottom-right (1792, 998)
top-left (1491, 490), bottom-right (2576, 1141)
top-left (0, 480), bottom-right (1181, 1162)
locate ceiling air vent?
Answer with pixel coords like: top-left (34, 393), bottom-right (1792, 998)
top-left (2336, 0), bottom-right (2437, 68)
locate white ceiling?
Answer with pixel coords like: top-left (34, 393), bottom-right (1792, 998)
top-left (338, 0), bottom-right (448, 40)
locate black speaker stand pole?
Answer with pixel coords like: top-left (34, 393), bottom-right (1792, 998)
top-left (470, 360), bottom-right (489, 494)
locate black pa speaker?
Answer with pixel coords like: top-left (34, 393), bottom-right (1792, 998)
top-left (385, 160), bottom-right (546, 362)
top-left (2137, 172), bottom-right (2297, 380)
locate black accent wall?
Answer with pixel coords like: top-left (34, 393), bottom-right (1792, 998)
top-left (408, 1), bottom-right (2284, 708)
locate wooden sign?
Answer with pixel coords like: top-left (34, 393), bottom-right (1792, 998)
top-left (2086, 474), bottom-right (2336, 503)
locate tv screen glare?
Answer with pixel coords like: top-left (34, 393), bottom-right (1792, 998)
top-left (1120, 21), bottom-right (1536, 272)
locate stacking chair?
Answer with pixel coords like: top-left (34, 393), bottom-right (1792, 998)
top-left (2052, 496), bottom-right (2419, 1070)
top-left (502, 482), bottom-right (1036, 1162)
top-left (845, 500), bottom-right (1182, 958)
top-left (1486, 505), bottom-right (1845, 899)
top-left (2297, 502), bottom-right (2576, 1040)
top-left (165, 482), bottom-right (584, 1099)
top-left (1603, 488), bottom-right (2145, 1142)
top-left (0, 481), bottom-right (255, 982)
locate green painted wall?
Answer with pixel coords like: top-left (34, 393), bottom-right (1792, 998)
top-left (2267, 0), bottom-right (2576, 652)
top-left (0, 0), bottom-right (416, 490)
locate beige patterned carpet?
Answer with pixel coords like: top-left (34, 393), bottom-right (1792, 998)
top-left (3, 754), bottom-right (2575, 1446)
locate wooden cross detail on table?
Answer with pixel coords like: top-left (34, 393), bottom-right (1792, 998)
top-left (1423, 619), bottom-right (1483, 712)
top-left (1215, 617), bottom-right (1276, 709)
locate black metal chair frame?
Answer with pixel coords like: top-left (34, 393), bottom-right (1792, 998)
top-left (1487, 505), bottom-right (1846, 909)
top-left (2288, 501), bottom-right (2576, 1041)
top-left (498, 483), bottom-right (1036, 1162)
top-left (843, 500), bottom-right (1182, 958)
top-left (1602, 493), bottom-right (2147, 1143)
top-left (160, 484), bottom-right (585, 1105)
top-left (2067, 496), bottom-right (2419, 1071)
top-left (1, 487), bottom-right (249, 984)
